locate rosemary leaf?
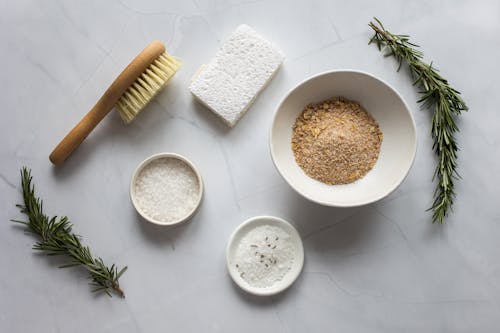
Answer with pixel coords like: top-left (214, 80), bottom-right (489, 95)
top-left (12, 167), bottom-right (127, 297)
top-left (368, 18), bottom-right (467, 223)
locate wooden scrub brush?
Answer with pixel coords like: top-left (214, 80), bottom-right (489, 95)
top-left (49, 40), bottom-right (181, 165)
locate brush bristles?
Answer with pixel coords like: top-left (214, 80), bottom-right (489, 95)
top-left (117, 52), bottom-right (181, 124)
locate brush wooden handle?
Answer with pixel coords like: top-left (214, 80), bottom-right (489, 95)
top-left (49, 41), bottom-right (166, 165)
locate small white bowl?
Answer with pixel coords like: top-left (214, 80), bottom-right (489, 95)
top-left (226, 216), bottom-right (304, 296)
top-left (270, 70), bottom-right (417, 207)
top-left (130, 152), bottom-right (204, 226)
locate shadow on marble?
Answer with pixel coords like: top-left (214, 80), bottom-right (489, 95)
top-left (283, 188), bottom-right (369, 236)
top-left (134, 211), bottom-right (192, 246)
top-left (190, 98), bottom-right (232, 136)
top-left (49, 100), bottom-right (175, 178)
top-left (48, 115), bottom-right (130, 177)
top-left (227, 273), bottom-right (299, 307)
top-left (286, 197), bottom-right (397, 267)
top-left (423, 218), bottom-right (449, 242)
top-left (229, 282), bottom-right (273, 306)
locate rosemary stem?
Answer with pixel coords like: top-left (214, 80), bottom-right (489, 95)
top-left (13, 167), bottom-right (127, 297)
top-left (368, 18), bottom-right (467, 223)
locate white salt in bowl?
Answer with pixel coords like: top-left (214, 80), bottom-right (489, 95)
top-left (270, 70), bottom-right (417, 207)
top-left (226, 216), bottom-right (304, 296)
top-left (130, 153), bottom-right (203, 226)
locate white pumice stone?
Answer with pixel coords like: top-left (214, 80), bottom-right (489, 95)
top-left (189, 24), bottom-right (284, 127)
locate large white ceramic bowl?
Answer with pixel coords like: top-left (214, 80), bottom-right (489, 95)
top-left (270, 70), bottom-right (417, 207)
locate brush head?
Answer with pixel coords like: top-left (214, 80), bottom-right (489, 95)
top-left (49, 41), bottom-right (181, 165)
top-left (117, 52), bottom-right (181, 124)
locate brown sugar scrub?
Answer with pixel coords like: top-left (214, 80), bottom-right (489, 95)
top-left (291, 97), bottom-right (383, 185)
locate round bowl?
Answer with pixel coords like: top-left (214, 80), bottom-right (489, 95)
top-left (226, 216), bottom-right (304, 296)
top-left (270, 70), bottom-right (417, 207)
top-left (130, 152), bottom-right (204, 226)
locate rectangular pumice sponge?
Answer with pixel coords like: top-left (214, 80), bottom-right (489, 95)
top-left (189, 24), bottom-right (284, 127)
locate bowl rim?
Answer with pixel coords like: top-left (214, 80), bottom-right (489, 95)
top-left (129, 152), bottom-right (204, 226)
top-left (225, 215), bottom-right (304, 296)
top-left (269, 69), bottom-right (418, 208)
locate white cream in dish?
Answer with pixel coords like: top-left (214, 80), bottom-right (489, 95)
top-left (233, 224), bottom-right (294, 288)
top-left (226, 216), bottom-right (304, 296)
top-left (189, 24), bottom-right (284, 127)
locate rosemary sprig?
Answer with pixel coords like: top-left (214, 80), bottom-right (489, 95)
top-left (368, 18), bottom-right (468, 223)
top-left (12, 167), bottom-right (127, 297)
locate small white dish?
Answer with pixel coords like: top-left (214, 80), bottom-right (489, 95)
top-left (270, 70), bottom-right (417, 207)
top-left (130, 152), bottom-right (204, 226)
top-left (226, 216), bottom-right (304, 296)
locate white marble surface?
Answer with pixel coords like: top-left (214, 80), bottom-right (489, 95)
top-left (1, 0), bottom-right (499, 332)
